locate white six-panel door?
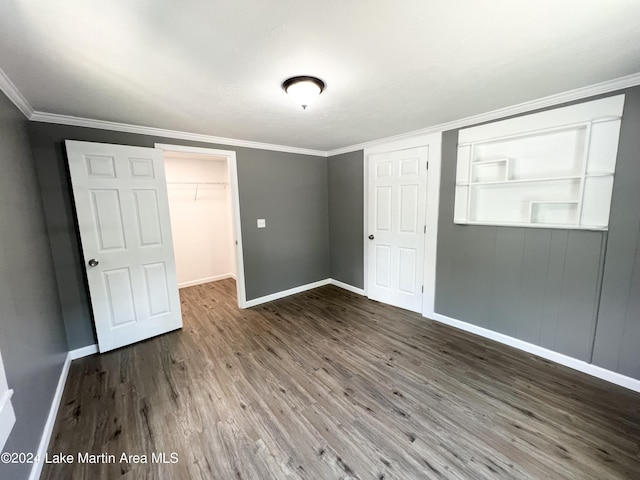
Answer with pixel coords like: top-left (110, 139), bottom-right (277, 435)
top-left (367, 147), bottom-right (428, 312)
top-left (66, 141), bottom-right (182, 352)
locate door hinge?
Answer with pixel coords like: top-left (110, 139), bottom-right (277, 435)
top-left (424, 225), bottom-right (426, 234)
top-left (421, 285), bottom-right (424, 293)
top-left (426, 161), bottom-right (429, 170)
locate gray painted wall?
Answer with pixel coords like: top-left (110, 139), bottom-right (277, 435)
top-left (11, 84), bottom-right (640, 397)
top-left (28, 122), bottom-right (330, 348)
top-left (237, 150), bottom-right (330, 299)
top-left (436, 87), bottom-right (640, 376)
top-left (0, 92), bottom-right (68, 479)
top-left (592, 87), bottom-right (640, 379)
top-left (328, 151), bottom-right (364, 288)
top-left (436, 131), bottom-right (605, 361)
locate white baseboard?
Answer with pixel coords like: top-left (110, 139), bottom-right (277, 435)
top-left (69, 344), bottom-right (98, 360)
top-left (28, 344), bottom-right (98, 479)
top-left (244, 278), bottom-right (365, 308)
top-left (179, 273), bottom-right (235, 289)
top-left (428, 311), bottom-right (640, 394)
top-left (329, 279), bottom-right (365, 296)
top-left (28, 353), bottom-right (71, 480)
top-left (245, 279), bottom-right (332, 308)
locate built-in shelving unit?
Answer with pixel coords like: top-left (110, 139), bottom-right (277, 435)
top-left (454, 95), bottom-right (624, 230)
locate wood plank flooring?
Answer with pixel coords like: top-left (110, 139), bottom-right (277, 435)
top-left (42, 279), bottom-right (640, 479)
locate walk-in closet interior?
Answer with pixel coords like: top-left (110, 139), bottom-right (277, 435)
top-left (164, 151), bottom-right (236, 289)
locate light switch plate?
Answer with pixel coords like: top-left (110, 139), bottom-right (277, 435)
top-left (257, 219), bottom-right (266, 228)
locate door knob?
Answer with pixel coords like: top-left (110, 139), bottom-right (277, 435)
top-left (88, 259), bottom-right (99, 267)
top-left (368, 235), bottom-right (374, 240)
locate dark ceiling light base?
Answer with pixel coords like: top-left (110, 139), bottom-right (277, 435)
top-left (282, 76), bottom-right (325, 109)
top-left (282, 76), bottom-right (325, 92)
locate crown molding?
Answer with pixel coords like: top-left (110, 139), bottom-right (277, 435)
top-left (1, 66), bottom-right (324, 156)
top-left (29, 111), bottom-right (327, 157)
top-left (326, 71), bottom-right (640, 156)
top-left (2, 63), bottom-right (639, 159)
top-left (0, 68), bottom-right (34, 118)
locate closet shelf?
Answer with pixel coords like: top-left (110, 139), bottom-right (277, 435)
top-left (166, 182), bottom-right (228, 186)
top-left (166, 181), bottom-right (228, 200)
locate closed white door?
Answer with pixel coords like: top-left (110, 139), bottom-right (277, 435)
top-left (367, 147), bottom-right (428, 312)
top-left (66, 141), bottom-right (182, 352)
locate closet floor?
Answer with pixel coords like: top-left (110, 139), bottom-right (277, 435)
top-left (42, 279), bottom-right (640, 479)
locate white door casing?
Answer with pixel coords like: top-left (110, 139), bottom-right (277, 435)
top-left (367, 147), bottom-right (428, 312)
top-left (154, 143), bottom-right (248, 308)
top-left (66, 140), bottom-right (182, 352)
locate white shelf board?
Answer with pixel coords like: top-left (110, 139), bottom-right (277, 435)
top-left (586, 171), bottom-right (614, 177)
top-left (465, 175), bottom-right (581, 187)
top-left (454, 219), bottom-right (607, 231)
top-left (530, 200), bottom-right (579, 204)
top-left (530, 201), bottom-right (579, 226)
top-left (471, 158), bottom-right (509, 166)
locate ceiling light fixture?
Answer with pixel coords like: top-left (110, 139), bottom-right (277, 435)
top-left (282, 76), bottom-right (325, 109)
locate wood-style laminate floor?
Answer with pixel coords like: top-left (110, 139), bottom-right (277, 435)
top-left (42, 280), bottom-right (640, 479)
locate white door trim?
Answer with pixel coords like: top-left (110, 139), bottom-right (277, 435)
top-left (363, 132), bottom-right (442, 316)
top-left (155, 143), bottom-right (248, 308)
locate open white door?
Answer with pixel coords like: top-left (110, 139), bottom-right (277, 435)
top-left (66, 141), bottom-right (182, 352)
top-left (367, 147), bottom-right (428, 312)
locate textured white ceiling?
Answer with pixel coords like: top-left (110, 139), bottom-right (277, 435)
top-left (1, 1), bottom-right (639, 151)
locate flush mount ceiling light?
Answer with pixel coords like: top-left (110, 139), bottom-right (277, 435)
top-left (282, 76), bottom-right (325, 109)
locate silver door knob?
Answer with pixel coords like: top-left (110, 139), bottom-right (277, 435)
top-left (88, 259), bottom-right (99, 267)
top-left (368, 235), bottom-right (374, 240)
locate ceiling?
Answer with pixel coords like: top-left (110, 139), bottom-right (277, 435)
top-left (1, 1), bottom-right (639, 152)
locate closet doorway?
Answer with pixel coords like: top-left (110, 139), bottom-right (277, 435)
top-left (155, 144), bottom-right (247, 308)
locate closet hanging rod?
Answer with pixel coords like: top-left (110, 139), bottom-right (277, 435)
top-left (166, 181), bottom-right (228, 185)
